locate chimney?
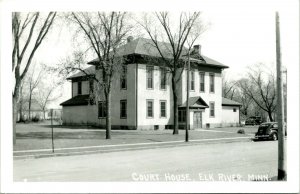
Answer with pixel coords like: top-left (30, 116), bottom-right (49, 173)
top-left (127, 36), bottom-right (134, 43)
top-left (193, 44), bottom-right (201, 55)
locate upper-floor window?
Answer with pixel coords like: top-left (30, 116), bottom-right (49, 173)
top-left (146, 99), bottom-right (154, 118)
top-left (209, 73), bottom-right (215, 93)
top-left (98, 101), bottom-right (106, 118)
top-left (120, 65), bottom-right (127, 90)
top-left (160, 100), bottom-right (166, 118)
top-left (120, 100), bottom-right (127, 118)
top-left (210, 102), bottom-right (215, 117)
top-left (146, 66), bottom-right (154, 89)
top-left (160, 67), bottom-right (167, 90)
top-left (190, 70), bottom-right (195, 91)
top-left (200, 72), bottom-right (205, 92)
top-left (78, 81), bottom-right (82, 95)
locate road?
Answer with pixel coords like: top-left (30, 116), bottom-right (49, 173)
top-left (14, 140), bottom-right (278, 182)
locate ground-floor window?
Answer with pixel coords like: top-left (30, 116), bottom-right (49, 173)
top-left (160, 100), bottom-right (167, 118)
top-left (209, 102), bottom-right (215, 117)
top-left (178, 109), bottom-right (186, 122)
top-left (98, 101), bottom-right (106, 118)
top-left (120, 100), bottom-right (127, 118)
top-left (146, 100), bottom-right (154, 118)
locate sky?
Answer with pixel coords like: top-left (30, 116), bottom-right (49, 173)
top-left (3, 0), bottom-right (299, 108)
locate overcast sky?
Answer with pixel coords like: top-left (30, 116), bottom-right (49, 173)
top-left (3, 0), bottom-right (299, 108)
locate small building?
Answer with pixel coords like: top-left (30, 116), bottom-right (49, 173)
top-left (60, 37), bottom-right (241, 129)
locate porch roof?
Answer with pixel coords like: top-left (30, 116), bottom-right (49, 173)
top-left (179, 96), bottom-right (209, 109)
top-left (60, 95), bottom-right (90, 106)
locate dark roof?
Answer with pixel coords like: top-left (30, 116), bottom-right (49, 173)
top-left (60, 95), bottom-right (90, 106)
top-left (88, 38), bottom-right (228, 68)
top-left (222, 98), bottom-right (242, 106)
top-left (179, 96), bottom-right (209, 108)
top-left (67, 66), bottom-right (95, 80)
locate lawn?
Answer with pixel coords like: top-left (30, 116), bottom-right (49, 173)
top-left (14, 122), bottom-right (252, 155)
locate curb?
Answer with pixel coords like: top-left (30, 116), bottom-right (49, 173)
top-left (14, 137), bottom-right (252, 160)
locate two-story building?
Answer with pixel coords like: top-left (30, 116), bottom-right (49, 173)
top-left (60, 37), bottom-right (241, 129)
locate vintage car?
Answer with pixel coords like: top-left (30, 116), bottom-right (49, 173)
top-left (255, 122), bottom-right (279, 141)
top-left (245, 116), bottom-right (262, 125)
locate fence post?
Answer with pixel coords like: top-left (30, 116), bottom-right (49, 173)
top-left (51, 109), bottom-right (54, 153)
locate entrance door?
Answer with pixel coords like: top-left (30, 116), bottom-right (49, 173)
top-left (193, 111), bottom-right (202, 129)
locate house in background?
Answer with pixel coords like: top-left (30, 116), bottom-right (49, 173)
top-left (60, 37), bottom-right (241, 129)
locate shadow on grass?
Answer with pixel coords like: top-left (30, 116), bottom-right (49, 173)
top-left (41, 125), bottom-right (101, 130)
top-left (16, 131), bottom-right (125, 139)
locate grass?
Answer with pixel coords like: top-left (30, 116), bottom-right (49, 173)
top-left (14, 122), bottom-right (253, 153)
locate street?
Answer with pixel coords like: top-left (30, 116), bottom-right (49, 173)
top-left (14, 140), bottom-right (278, 182)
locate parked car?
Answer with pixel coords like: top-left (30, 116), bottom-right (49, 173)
top-left (245, 116), bottom-right (262, 125)
top-left (255, 122), bottom-right (279, 141)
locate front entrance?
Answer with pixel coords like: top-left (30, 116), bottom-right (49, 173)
top-left (193, 111), bottom-right (202, 129)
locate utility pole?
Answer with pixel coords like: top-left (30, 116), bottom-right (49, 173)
top-left (185, 52), bottom-right (190, 142)
top-left (276, 11), bottom-right (286, 180)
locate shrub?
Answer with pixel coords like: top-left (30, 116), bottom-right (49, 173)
top-left (237, 129), bottom-right (245, 134)
top-left (32, 116), bottom-right (40, 122)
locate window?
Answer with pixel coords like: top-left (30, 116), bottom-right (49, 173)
top-left (190, 70), bottom-right (195, 91)
top-left (233, 108), bottom-right (237, 112)
top-left (146, 66), bottom-right (154, 89)
top-left (209, 73), bottom-right (215, 93)
top-left (200, 72), bottom-right (205, 92)
top-left (160, 101), bottom-right (167, 118)
top-left (78, 81), bottom-right (82, 95)
top-left (120, 100), bottom-right (127, 118)
top-left (210, 102), bottom-right (215, 117)
top-left (178, 110), bottom-right (186, 122)
top-left (160, 67), bottom-right (167, 90)
top-left (146, 100), bottom-right (154, 118)
top-left (120, 65), bottom-right (127, 89)
top-left (98, 101), bottom-right (106, 118)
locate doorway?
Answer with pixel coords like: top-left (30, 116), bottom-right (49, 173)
top-left (193, 111), bottom-right (202, 129)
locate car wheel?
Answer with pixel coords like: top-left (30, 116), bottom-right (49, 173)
top-left (272, 133), bottom-right (278, 141)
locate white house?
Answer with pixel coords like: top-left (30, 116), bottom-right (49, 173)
top-left (60, 37), bottom-right (241, 129)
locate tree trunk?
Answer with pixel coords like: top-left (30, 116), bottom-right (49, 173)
top-left (171, 75), bottom-right (179, 135)
top-left (28, 93), bottom-right (32, 120)
top-left (268, 111), bottom-right (274, 122)
top-left (13, 95), bottom-right (18, 145)
top-left (105, 89), bottom-right (111, 139)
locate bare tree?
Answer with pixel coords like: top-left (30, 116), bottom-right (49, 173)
top-left (63, 12), bottom-right (130, 139)
top-left (12, 12), bottom-right (56, 144)
top-left (36, 83), bottom-right (61, 119)
top-left (222, 73), bottom-right (236, 100)
top-left (25, 64), bottom-right (43, 120)
top-left (139, 12), bottom-right (203, 134)
top-left (235, 78), bottom-right (253, 117)
top-left (239, 65), bottom-right (277, 121)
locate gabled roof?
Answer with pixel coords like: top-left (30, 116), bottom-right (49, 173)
top-left (179, 96), bottom-right (209, 108)
top-left (222, 97), bottom-right (242, 106)
top-left (67, 66), bottom-right (95, 80)
top-left (88, 38), bottom-right (228, 68)
top-left (60, 95), bottom-right (90, 106)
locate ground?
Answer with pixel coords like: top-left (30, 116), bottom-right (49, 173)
top-left (14, 122), bottom-right (256, 156)
top-left (14, 140), bottom-right (278, 182)
top-left (13, 122), bottom-right (282, 182)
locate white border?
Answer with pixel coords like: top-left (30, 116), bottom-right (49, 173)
top-left (1, 0), bottom-right (299, 193)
